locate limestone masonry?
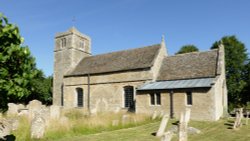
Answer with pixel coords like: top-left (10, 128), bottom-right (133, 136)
top-left (53, 27), bottom-right (227, 121)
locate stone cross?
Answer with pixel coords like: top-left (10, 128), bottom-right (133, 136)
top-left (156, 114), bottom-right (169, 137)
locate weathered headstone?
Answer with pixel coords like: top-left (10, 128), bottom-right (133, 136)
top-left (122, 115), bottom-right (130, 125)
top-left (156, 114), bottom-right (169, 137)
top-left (50, 105), bottom-right (61, 120)
top-left (233, 108), bottom-right (243, 129)
top-left (6, 118), bottom-right (19, 131)
top-left (178, 107), bottom-right (191, 141)
top-left (178, 112), bottom-right (188, 141)
top-left (27, 100), bottom-right (43, 120)
top-left (30, 113), bottom-right (46, 139)
top-left (7, 103), bottom-right (18, 116)
top-left (0, 119), bottom-right (11, 139)
top-left (161, 131), bottom-right (173, 141)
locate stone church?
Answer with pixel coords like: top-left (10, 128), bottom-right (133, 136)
top-left (53, 27), bottom-right (227, 121)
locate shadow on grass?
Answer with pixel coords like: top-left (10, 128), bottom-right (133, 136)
top-left (151, 132), bottom-right (157, 136)
top-left (0, 134), bottom-right (16, 141)
top-left (224, 120), bottom-right (235, 129)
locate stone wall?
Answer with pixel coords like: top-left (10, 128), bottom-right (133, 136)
top-left (136, 88), bottom-right (218, 121)
top-left (63, 67), bottom-right (153, 112)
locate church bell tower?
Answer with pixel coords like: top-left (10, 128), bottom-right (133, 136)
top-left (53, 27), bottom-right (91, 106)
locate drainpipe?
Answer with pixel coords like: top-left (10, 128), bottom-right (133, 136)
top-left (88, 74), bottom-right (90, 114)
top-left (170, 90), bottom-right (174, 118)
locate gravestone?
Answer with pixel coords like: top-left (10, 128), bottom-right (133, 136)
top-left (156, 114), bottom-right (169, 137)
top-left (178, 107), bottom-right (191, 141)
top-left (7, 103), bottom-right (18, 116)
top-left (161, 131), bottom-right (173, 141)
top-left (122, 115), bottom-right (130, 125)
top-left (30, 113), bottom-right (46, 139)
top-left (50, 105), bottom-right (61, 119)
top-left (179, 112), bottom-right (188, 141)
top-left (233, 108), bottom-right (243, 129)
top-left (27, 100), bottom-right (43, 120)
top-left (0, 119), bottom-right (11, 139)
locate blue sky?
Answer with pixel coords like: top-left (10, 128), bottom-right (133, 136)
top-left (1, 0), bottom-right (249, 76)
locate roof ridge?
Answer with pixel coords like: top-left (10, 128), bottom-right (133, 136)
top-left (168, 49), bottom-right (218, 58)
top-left (85, 43), bottom-right (161, 59)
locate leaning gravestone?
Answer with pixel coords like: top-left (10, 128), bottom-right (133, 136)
top-left (178, 108), bottom-right (191, 141)
top-left (30, 113), bottom-right (46, 139)
top-left (156, 114), bottom-right (169, 137)
top-left (233, 108), bottom-right (243, 129)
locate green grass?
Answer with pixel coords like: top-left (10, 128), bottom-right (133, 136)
top-left (12, 111), bottom-right (158, 141)
top-left (54, 118), bottom-right (250, 141)
top-left (10, 111), bottom-right (250, 141)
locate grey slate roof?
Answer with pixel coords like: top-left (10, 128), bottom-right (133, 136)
top-left (66, 44), bottom-right (161, 76)
top-left (137, 78), bottom-right (215, 90)
top-left (157, 50), bottom-right (218, 81)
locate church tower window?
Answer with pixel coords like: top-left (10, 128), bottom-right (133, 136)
top-left (61, 38), bottom-right (66, 48)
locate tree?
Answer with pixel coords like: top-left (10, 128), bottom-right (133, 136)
top-left (176, 45), bottom-right (199, 54)
top-left (211, 36), bottom-right (248, 108)
top-left (0, 13), bottom-right (38, 111)
top-left (242, 60), bottom-right (250, 105)
top-left (27, 70), bottom-right (53, 105)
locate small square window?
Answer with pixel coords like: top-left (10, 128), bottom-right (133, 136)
top-left (150, 93), bottom-right (161, 106)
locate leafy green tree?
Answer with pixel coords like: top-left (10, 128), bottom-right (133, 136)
top-left (27, 70), bottom-right (52, 105)
top-left (0, 13), bottom-right (38, 111)
top-left (211, 36), bottom-right (248, 108)
top-left (176, 45), bottom-right (199, 54)
top-left (242, 60), bottom-right (250, 105)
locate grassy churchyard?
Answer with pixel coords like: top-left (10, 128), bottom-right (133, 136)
top-left (9, 112), bottom-right (250, 141)
top-left (56, 118), bottom-right (250, 141)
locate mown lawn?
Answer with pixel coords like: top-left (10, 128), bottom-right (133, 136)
top-left (55, 118), bottom-right (250, 141)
